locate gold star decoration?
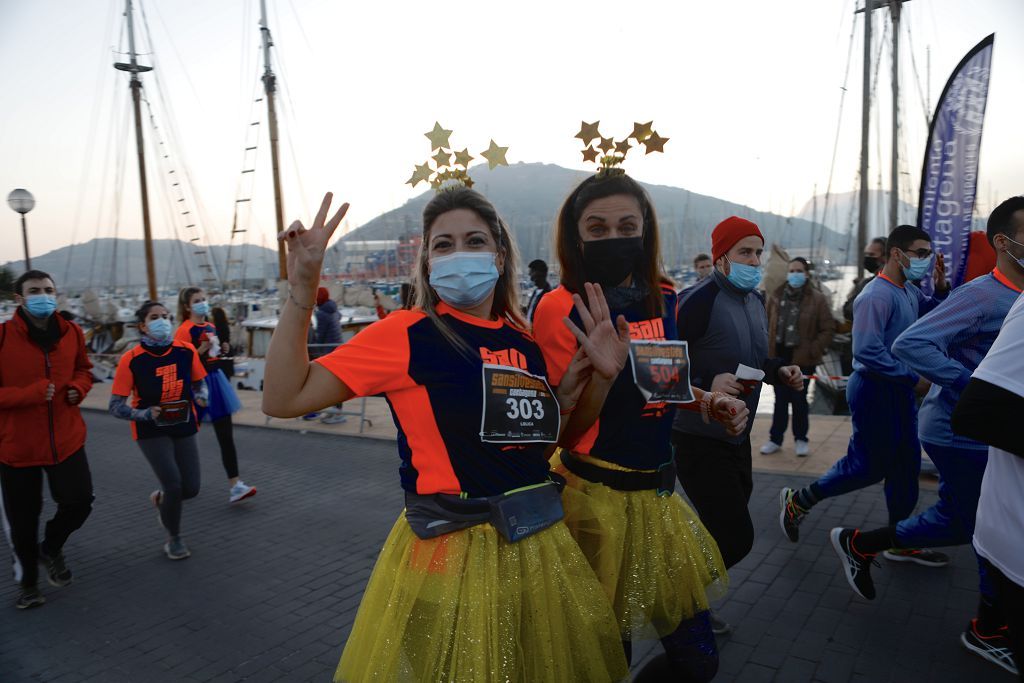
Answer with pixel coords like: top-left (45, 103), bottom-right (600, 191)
top-left (614, 139), bottom-right (632, 154)
top-left (597, 136), bottom-right (615, 153)
top-left (581, 146), bottom-right (599, 162)
top-left (480, 139), bottom-right (509, 169)
top-left (642, 130), bottom-right (669, 154)
top-left (453, 148), bottom-right (473, 167)
top-left (406, 162), bottom-right (433, 188)
top-left (631, 121), bottom-right (653, 142)
top-left (424, 121), bottom-right (453, 151)
top-left (432, 149), bottom-right (452, 168)
top-left (574, 121), bottom-right (601, 147)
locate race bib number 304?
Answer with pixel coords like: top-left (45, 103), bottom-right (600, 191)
top-left (629, 340), bottom-right (694, 404)
top-left (479, 364), bottom-right (560, 443)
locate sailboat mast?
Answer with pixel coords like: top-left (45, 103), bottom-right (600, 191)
top-left (889, 1), bottom-right (905, 231)
top-left (259, 0), bottom-right (288, 281)
top-left (857, 0), bottom-right (872, 275)
top-left (114, 0), bottom-right (157, 299)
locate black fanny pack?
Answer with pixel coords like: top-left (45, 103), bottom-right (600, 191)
top-left (560, 449), bottom-right (676, 497)
top-left (405, 473), bottom-right (566, 544)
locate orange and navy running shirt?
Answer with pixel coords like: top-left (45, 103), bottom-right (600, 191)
top-left (111, 341), bottom-right (207, 440)
top-left (314, 302), bottom-right (554, 498)
top-left (174, 320), bottom-right (218, 369)
top-left (533, 284), bottom-right (679, 469)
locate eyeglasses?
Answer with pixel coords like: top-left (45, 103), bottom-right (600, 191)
top-left (903, 248), bottom-right (933, 259)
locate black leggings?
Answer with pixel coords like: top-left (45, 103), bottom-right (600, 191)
top-left (630, 611), bottom-right (719, 682)
top-left (212, 416), bottom-right (239, 480)
top-left (988, 560), bottom-right (1024, 682)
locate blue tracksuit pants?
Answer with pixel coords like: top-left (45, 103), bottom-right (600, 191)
top-left (814, 371), bottom-right (921, 525)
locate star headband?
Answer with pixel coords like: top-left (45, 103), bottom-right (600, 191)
top-left (406, 122), bottom-right (509, 192)
top-left (575, 120), bottom-right (668, 177)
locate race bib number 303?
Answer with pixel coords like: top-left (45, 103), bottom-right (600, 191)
top-left (628, 340), bottom-right (694, 404)
top-left (479, 364), bottom-right (561, 443)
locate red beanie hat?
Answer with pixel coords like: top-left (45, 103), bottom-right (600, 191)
top-left (712, 216), bottom-right (764, 263)
top-left (316, 287), bottom-right (329, 306)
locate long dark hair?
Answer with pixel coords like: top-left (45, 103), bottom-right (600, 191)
top-left (177, 286), bottom-right (203, 324)
top-left (554, 173), bottom-right (670, 318)
top-left (413, 188), bottom-right (526, 351)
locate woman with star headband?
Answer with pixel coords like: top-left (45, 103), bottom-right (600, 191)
top-left (263, 178), bottom-right (630, 680)
top-left (531, 121), bottom-right (747, 681)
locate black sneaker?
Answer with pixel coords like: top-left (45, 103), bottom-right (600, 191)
top-left (829, 528), bottom-right (878, 600)
top-left (882, 548), bottom-right (950, 567)
top-left (779, 487), bottom-right (808, 543)
top-left (960, 619), bottom-right (1018, 676)
top-left (38, 545), bottom-right (72, 587)
top-left (16, 586), bottom-right (45, 610)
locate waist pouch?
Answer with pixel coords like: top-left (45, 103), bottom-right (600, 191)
top-left (405, 473), bottom-right (566, 544)
top-left (561, 449), bottom-right (676, 496)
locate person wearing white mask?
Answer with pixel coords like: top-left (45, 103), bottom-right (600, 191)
top-left (110, 302), bottom-right (209, 560)
top-left (762, 257), bottom-right (835, 457)
top-left (0, 270), bottom-right (95, 609)
top-left (262, 188), bottom-right (630, 682)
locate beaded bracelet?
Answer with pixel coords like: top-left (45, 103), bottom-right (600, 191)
top-left (288, 291), bottom-right (315, 311)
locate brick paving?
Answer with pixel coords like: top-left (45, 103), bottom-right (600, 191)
top-left (0, 412), bottom-right (1003, 682)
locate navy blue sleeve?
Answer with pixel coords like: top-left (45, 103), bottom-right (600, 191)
top-left (677, 281), bottom-right (718, 343)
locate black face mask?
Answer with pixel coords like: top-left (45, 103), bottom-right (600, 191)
top-left (581, 237), bottom-right (644, 288)
top-left (862, 255), bottom-right (880, 273)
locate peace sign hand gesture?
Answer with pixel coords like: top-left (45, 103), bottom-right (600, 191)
top-left (562, 282), bottom-right (631, 382)
top-left (278, 192), bottom-right (350, 290)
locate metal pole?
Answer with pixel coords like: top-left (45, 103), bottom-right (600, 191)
top-left (858, 0), bottom-right (872, 273)
top-left (260, 0), bottom-right (288, 281)
top-left (20, 214), bottom-right (31, 270)
top-left (890, 1), bottom-right (901, 231)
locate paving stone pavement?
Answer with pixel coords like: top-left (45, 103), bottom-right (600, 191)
top-left (0, 413), bottom-right (1005, 682)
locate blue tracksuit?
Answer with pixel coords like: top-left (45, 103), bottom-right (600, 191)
top-left (813, 275), bottom-right (944, 523)
top-left (889, 271), bottom-right (1021, 593)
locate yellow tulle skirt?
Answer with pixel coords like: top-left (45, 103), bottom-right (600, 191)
top-left (334, 513), bottom-right (629, 683)
top-left (552, 449), bottom-right (729, 641)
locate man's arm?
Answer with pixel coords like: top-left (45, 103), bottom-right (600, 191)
top-left (852, 288), bottom-right (917, 384)
top-left (893, 289), bottom-right (980, 391)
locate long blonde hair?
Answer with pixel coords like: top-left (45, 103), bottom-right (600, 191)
top-left (413, 188), bottom-right (525, 353)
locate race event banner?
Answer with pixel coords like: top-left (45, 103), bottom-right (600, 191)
top-left (917, 34), bottom-right (994, 294)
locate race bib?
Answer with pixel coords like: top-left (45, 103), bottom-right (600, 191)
top-left (155, 399), bottom-right (191, 426)
top-left (629, 340), bottom-right (694, 404)
top-left (479, 364), bottom-right (560, 443)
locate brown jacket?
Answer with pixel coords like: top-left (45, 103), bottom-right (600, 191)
top-left (767, 284), bottom-right (835, 368)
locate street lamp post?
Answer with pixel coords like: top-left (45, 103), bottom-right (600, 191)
top-left (7, 188), bottom-right (35, 270)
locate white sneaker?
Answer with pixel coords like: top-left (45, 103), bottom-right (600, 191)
top-left (760, 441), bottom-right (782, 455)
top-left (795, 440), bottom-right (810, 457)
top-left (229, 481), bottom-right (257, 503)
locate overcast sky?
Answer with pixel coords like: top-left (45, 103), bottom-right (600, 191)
top-left (1, 0), bottom-right (1021, 266)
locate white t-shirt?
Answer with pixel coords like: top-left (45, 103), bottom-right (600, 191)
top-left (972, 291), bottom-right (1024, 587)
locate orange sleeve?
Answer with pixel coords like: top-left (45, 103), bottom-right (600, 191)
top-left (314, 311), bottom-right (419, 397)
top-left (531, 287), bottom-right (578, 386)
top-left (190, 345), bottom-right (207, 381)
top-left (111, 350), bottom-right (136, 396)
top-left (173, 322), bottom-right (192, 345)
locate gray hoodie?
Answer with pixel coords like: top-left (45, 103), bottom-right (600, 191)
top-left (672, 270), bottom-right (783, 444)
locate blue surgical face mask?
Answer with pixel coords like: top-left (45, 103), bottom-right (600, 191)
top-left (191, 301), bottom-right (209, 317)
top-left (1005, 236), bottom-right (1024, 272)
top-left (429, 252), bottom-right (500, 309)
top-left (787, 272), bottom-right (807, 288)
top-left (24, 294), bottom-right (57, 319)
top-left (725, 259), bottom-right (762, 291)
top-left (143, 318), bottom-right (173, 346)
top-left (901, 252), bottom-right (933, 281)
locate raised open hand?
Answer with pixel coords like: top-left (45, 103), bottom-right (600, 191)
top-left (556, 347), bottom-right (594, 409)
top-left (279, 192), bottom-right (350, 289)
top-left (562, 283), bottom-right (631, 381)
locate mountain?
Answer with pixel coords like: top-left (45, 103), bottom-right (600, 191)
top-left (795, 189), bottom-right (917, 238)
top-left (2, 239), bottom-right (278, 292)
top-left (333, 162), bottom-right (853, 268)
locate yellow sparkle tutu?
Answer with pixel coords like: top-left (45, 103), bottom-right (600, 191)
top-left (335, 513), bottom-right (629, 683)
top-left (551, 449), bottom-right (729, 640)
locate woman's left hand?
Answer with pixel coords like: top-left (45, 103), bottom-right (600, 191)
top-left (711, 395), bottom-right (749, 435)
top-left (556, 347), bottom-right (593, 410)
top-left (563, 283), bottom-right (631, 381)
